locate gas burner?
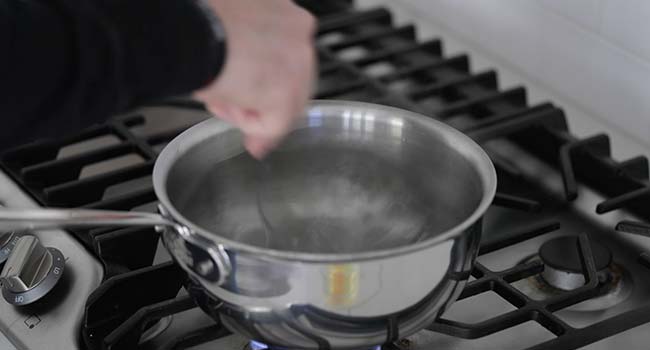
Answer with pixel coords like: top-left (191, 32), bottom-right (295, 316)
top-left (512, 236), bottom-right (632, 311)
top-left (539, 236), bottom-right (612, 290)
top-left (246, 340), bottom-right (382, 350)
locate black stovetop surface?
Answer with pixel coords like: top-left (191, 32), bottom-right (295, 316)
top-left (3, 1), bottom-right (650, 349)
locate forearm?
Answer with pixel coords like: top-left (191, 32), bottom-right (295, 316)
top-left (0, 0), bottom-right (224, 150)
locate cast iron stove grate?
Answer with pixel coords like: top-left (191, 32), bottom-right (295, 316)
top-left (2, 1), bottom-right (650, 349)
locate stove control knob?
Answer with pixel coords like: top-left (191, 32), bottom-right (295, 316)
top-left (0, 231), bottom-right (21, 265)
top-left (0, 236), bottom-right (65, 305)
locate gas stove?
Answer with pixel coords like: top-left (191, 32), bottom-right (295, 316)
top-left (3, 1), bottom-right (650, 349)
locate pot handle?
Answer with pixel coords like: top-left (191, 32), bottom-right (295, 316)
top-left (0, 207), bottom-right (176, 231)
top-left (157, 205), bottom-right (232, 285)
top-left (0, 207), bottom-right (232, 286)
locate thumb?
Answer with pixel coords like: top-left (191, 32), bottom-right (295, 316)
top-left (204, 100), bottom-right (241, 124)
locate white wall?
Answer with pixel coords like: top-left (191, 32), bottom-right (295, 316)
top-left (377, 0), bottom-right (650, 150)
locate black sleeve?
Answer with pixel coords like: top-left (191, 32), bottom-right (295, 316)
top-left (0, 0), bottom-right (225, 150)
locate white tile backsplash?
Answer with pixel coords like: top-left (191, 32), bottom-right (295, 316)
top-left (601, 0), bottom-right (650, 61)
top-left (537, 0), bottom-right (603, 33)
top-left (383, 0), bottom-right (650, 148)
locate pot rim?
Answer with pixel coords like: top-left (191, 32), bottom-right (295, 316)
top-left (153, 100), bottom-right (496, 262)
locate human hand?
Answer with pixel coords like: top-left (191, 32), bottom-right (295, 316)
top-left (193, 0), bottom-right (317, 159)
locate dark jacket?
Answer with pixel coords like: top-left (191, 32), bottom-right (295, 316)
top-left (0, 0), bottom-right (224, 150)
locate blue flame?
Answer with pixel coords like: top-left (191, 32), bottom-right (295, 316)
top-left (250, 340), bottom-right (269, 350)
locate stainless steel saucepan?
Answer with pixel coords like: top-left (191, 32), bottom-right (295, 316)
top-left (0, 100), bottom-right (496, 349)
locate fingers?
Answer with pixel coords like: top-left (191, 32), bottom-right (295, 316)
top-left (233, 52), bottom-right (315, 157)
top-left (203, 98), bottom-right (294, 159)
top-left (193, 0), bottom-right (317, 158)
top-left (244, 135), bottom-right (277, 159)
top-left (241, 104), bottom-right (297, 157)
